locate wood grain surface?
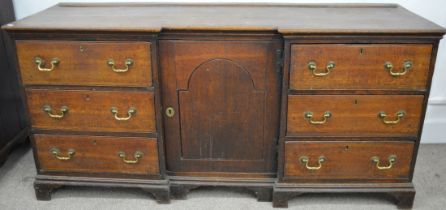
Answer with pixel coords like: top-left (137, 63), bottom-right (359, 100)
top-left (26, 89), bottom-right (156, 133)
top-left (284, 141), bottom-right (414, 181)
top-left (160, 40), bottom-right (281, 174)
top-left (287, 95), bottom-right (424, 136)
top-left (16, 40), bottom-right (152, 87)
top-left (289, 44), bottom-right (432, 90)
top-left (2, 3), bottom-right (444, 34)
top-left (35, 134), bottom-right (159, 175)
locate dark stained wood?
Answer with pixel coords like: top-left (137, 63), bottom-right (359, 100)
top-left (26, 89), bottom-right (156, 133)
top-left (160, 40), bottom-right (281, 174)
top-left (290, 44), bottom-right (432, 90)
top-left (34, 175), bottom-right (170, 203)
top-left (272, 183), bottom-right (415, 208)
top-left (16, 40), bottom-right (152, 87)
top-left (283, 141), bottom-right (414, 181)
top-left (2, 3), bottom-right (445, 34)
top-left (169, 175), bottom-right (274, 201)
top-left (0, 0), bottom-right (29, 166)
top-left (287, 95), bottom-right (424, 136)
top-left (34, 134), bottom-right (159, 175)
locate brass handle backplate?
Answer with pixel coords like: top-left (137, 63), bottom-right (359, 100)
top-left (43, 105), bottom-right (69, 119)
top-left (304, 111), bottom-right (332, 125)
top-left (308, 61), bottom-right (335, 76)
top-left (378, 110), bottom-right (405, 124)
top-left (50, 148), bottom-right (75, 160)
top-left (165, 107), bottom-right (175, 118)
top-left (111, 107), bottom-right (136, 121)
top-left (34, 56), bottom-right (60, 72)
top-left (300, 156), bottom-right (326, 170)
top-left (107, 58), bottom-right (134, 73)
top-left (371, 155), bottom-right (397, 170)
top-left (384, 60), bottom-right (413, 76)
top-left (118, 151), bottom-right (143, 164)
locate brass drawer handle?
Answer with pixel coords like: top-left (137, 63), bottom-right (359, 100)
top-left (308, 61), bottom-right (335, 76)
top-left (107, 58), bottom-right (134, 73)
top-left (371, 155), bottom-right (397, 170)
top-left (110, 107), bottom-right (136, 121)
top-left (50, 148), bottom-right (75, 160)
top-left (378, 110), bottom-right (405, 124)
top-left (118, 151), bottom-right (143, 164)
top-left (34, 56), bottom-right (60, 72)
top-left (304, 111), bottom-right (331, 125)
top-left (299, 156), bottom-right (326, 170)
top-left (384, 60), bottom-right (413, 77)
top-left (43, 105), bottom-right (68, 119)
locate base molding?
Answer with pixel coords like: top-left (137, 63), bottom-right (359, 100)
top-left (169, 176), bottom-right (275, 201)
top-left (34, 175), bottom-right (171, 204)
top-left (273, 182), bottom-right (415, 209)
top-left (32, 175), bottom-right (417, 208)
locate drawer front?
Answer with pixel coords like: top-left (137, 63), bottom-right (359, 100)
top-left (287, 95), bottom-right (423, 136)
top-left (16, 41), bottom-right (152, 87)
top-left (284, 141), bottom-right (414, 180)
top-left (27, 89), bottom-right (156, 133)
top-left (290, 44), bottom-right (432, 90)
top-left (35, 134), bottom-right (159, 175)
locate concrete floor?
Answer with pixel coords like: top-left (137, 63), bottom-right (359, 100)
top-left (0, 144), bottom-right (445, 210)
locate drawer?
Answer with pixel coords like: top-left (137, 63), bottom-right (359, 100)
top-left (284, 141), bottom-right (414, 181)
top-left (26, 89), bottom-right (156, 133)
top-left (287, 95), bottom-right (423, 136)
top-left (16, 41), bottom-right (152, 87)
top-left (289, 44), bottom-right (432, 90)
top-left (34, 134), bottom-right (159, 175)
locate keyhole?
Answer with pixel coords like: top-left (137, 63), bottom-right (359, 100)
top-left (360, 48), bottom-right (365, 55)
top-left (166, 107), bottom-right (175, 118)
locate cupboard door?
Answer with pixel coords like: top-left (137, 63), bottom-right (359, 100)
top-left (160, 40), bottom-right (281, 175)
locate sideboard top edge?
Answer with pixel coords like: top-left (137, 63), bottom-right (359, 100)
top-left (3, 3), bottom-right (445, 35)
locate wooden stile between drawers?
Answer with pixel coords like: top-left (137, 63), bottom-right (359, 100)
top-left (16, 41), bottom-right (152, 87)
top-left (34, 134), bottom-right (159, 175)
top-left (26, 89), bottom-right (156, 133)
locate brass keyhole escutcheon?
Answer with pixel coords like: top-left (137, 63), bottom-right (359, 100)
top-left (166, 107), bottom-right (175, 118)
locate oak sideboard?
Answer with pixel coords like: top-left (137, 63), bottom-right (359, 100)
top-left (3, 3), bottom-right (445, 208)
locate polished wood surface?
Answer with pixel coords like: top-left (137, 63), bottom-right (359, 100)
top-left (160, 40), bottom-right (281, 174)
top-left (287, 95), bottom-right (424, 136)
top-left (3, 3), bottom-right (445, 34)
top-left (27, 89), bottom-right (156, 133)
top-left (289, 44), bottom-right (432, 90)
top-left (16, 41), bottom-right (152, 87)
top-left (284, 141), bottom-right (413, 181)
top-left (35, 134), bottom-right (159, 175)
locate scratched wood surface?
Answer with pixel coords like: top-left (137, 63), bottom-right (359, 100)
top-left (2, 3), bottom-right (444, 34)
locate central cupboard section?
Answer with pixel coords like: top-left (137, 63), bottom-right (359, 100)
top-left (160, 40), bottom-right (282, 176)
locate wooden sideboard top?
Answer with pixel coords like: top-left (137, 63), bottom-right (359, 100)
top-left (3, 3), bottom-right (445, 34)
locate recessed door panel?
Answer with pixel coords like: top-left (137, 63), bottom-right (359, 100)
top-left (160, 40), bottom-right (281, 174)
